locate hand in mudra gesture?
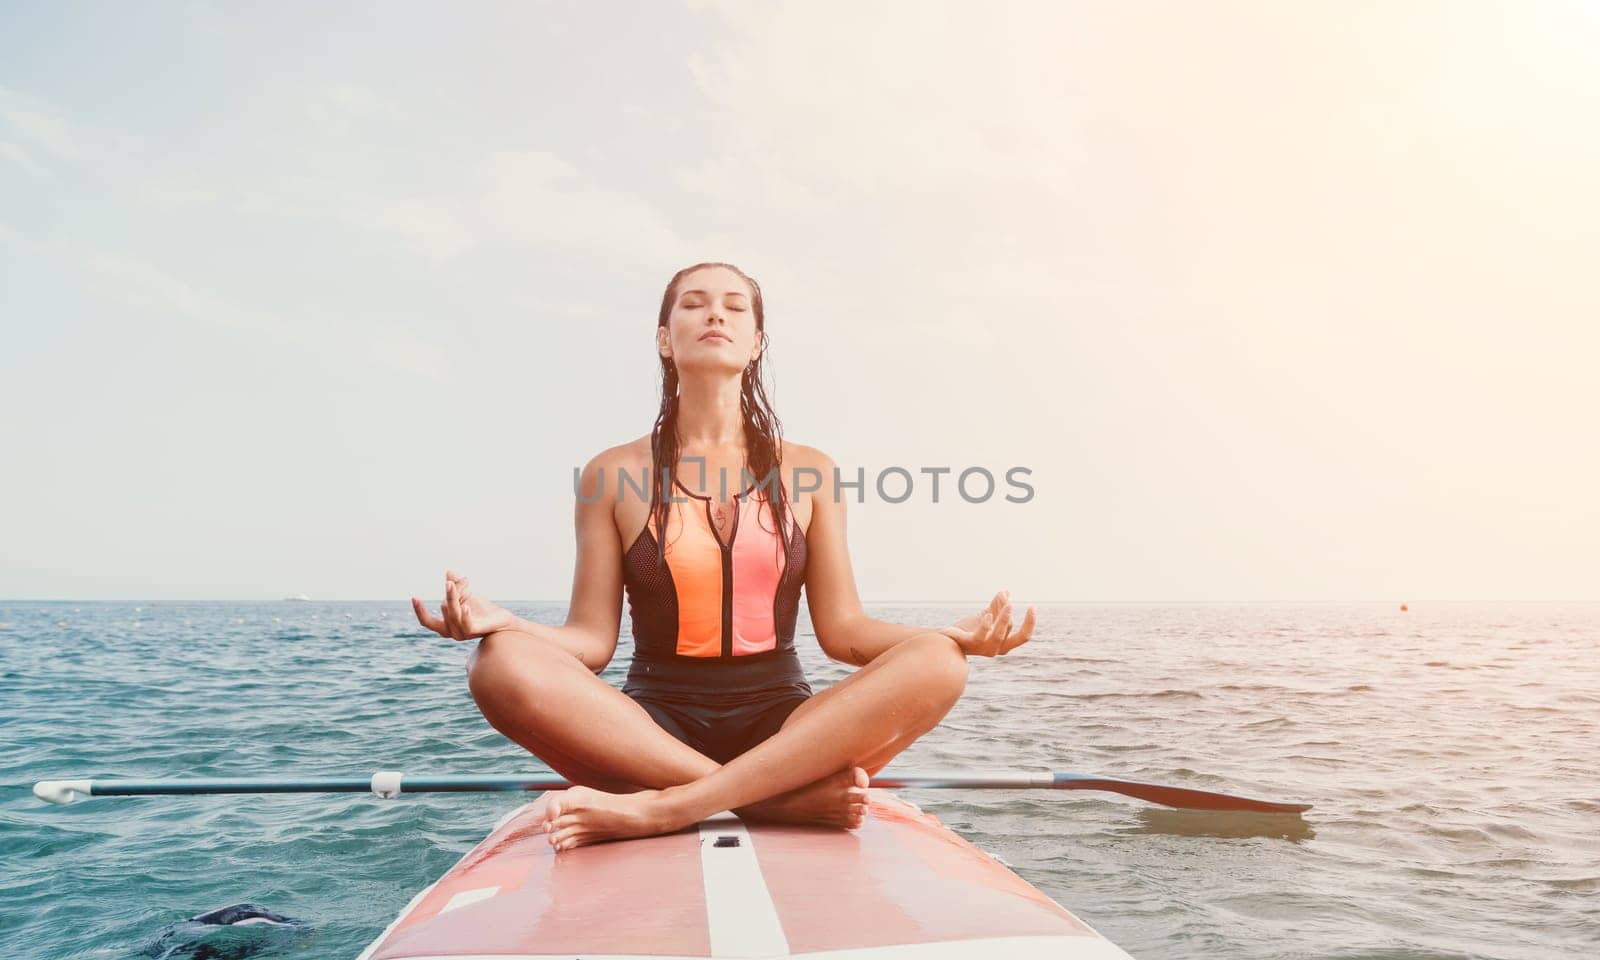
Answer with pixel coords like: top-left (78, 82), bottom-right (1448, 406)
top-left (939, 589), bottom-right (1036, 658)
top-left (411, 570), bottom-right (515, 641)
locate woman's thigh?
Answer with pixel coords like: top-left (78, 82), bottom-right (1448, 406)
top-left (776, 636), bottom-right (919, 733)
top-left (775, 634), bottom-right (967, 775)
top-left (467, 631), bottom-right (717, 790)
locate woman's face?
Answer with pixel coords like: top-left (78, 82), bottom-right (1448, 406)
top-left (659, 266), bottom-right (760, 375)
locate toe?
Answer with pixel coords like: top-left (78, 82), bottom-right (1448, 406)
top-left (558, 831), bottom-right (590, 851)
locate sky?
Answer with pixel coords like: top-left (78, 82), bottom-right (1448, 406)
top-left (2, 0), bottom-right (1597, 603)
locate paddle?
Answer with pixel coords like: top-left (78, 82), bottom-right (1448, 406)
top-left (34, 770), bottom-right (1310, 813)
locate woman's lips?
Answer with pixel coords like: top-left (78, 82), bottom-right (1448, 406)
top-left (700, 332), bottom-right (732, 343)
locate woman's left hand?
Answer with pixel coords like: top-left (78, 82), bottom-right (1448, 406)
top-left (411, 570), bottom-right (516, 641)
top-left (939, 590), bottom-right (1036, 658)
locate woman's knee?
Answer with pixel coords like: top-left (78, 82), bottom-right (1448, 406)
top-left (899, 633), bottom-right (969, 703)
top-left (466, 630), bottom-right (567, 707)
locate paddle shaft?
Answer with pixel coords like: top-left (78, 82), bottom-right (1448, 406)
top-left (34, 770), bottom-right (1310, 812)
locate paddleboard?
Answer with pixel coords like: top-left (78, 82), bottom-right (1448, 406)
top-left (358, 789), bottom-right (1133, 959)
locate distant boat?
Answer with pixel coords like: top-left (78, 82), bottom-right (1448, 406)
top-left (283, 593), bottom-right (313, 602)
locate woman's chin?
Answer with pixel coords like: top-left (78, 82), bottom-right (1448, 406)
top-left (675, 357), bottom-right (747, 377)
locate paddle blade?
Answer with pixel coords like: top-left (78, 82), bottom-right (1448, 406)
top-left (1053, 774), bottom-right (1311, 813)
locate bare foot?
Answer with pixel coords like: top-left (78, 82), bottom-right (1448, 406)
top-left (736, 766), bottom-right (870, 829)
top-left (544, 786), bottom-right (684, 851)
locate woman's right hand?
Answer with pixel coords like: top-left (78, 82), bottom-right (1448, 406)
top-left (411, 570), bottom-right (516, 641)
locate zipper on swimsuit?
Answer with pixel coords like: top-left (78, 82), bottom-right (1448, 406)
top-left (704, 495), bottom-right (740, 658)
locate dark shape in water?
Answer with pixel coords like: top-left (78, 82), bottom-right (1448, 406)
top-left (142, 902), bottom-right (311, 960)
top-left (188, 904), bottom-right (298, 927)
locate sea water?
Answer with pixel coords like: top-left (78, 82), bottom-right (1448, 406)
top-left (2, 601), bottom-right (1595, 959)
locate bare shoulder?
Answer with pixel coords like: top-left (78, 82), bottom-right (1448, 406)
top-left (617, 434), bottom-right (654, 470)
top-left (578, 436), bottom-right (653, 500)
top-left (782, 440), bottom-right (836, 477)
top-left (595, 435), bottom-right (653, 470)
top-left (781, 442), bottom-right (841, 521)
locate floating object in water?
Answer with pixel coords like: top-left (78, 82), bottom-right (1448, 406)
top-left (142, 902), bottom-right (309, 959)
top-left (1400, 603), bottom-right (1409, 612)
top-left (186, 903), bottom-right (300, 927)
top-left (357, 792), bottom-right (1135, 959)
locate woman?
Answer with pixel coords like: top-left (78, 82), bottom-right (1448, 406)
top-left (411, 261), bottom-right (1036, 850)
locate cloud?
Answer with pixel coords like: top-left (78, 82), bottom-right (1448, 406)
top-left (477, 150), bottom-right (687, 264)
top-left (0, 140), bottom-right (51, 178)
top-left (87, 250), bottom-right (258, 331)
top-left (135, 181), bottom-right (221, 211)
top-left (225, 148), bottom-right (687, 265)
top-left (683, 1), bottom-right (1090, 205)
top-left (306, 82), bottom-right (406, 134)
top-left (340, 193), bottom-right (479, 261)
top-left (665, 0), bottom-right (1123, 357)
top-left (0, 84), bottom-right (84, 162)
top-left (85, 250), bottom-right (448, 382)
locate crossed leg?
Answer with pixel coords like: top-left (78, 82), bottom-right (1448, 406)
top-left (542, 632), bottom-right (970, 849)
top-left (466, 630), bottom-right (719, 793)
top-left (467, 631), bottom-right (892, 826)
top-left (466, 630), bottom-right (967, 841)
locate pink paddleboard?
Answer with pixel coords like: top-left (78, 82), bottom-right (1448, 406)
top-left (358, 790), bottom-right (1134, 959)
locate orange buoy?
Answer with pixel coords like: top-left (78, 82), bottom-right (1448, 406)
top-left (1400, 603), bottom-right (1409, 612)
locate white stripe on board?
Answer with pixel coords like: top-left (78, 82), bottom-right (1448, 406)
top-left (698, 811), bottom-right (790, 958)
top-left (439, 886), bottom-right (500, 914)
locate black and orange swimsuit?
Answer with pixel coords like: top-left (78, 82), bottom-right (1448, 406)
top-left (621, 477), bottom-right (812, 763)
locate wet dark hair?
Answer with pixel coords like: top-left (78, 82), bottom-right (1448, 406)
top-left (648, 262), bottom-right (789, 566)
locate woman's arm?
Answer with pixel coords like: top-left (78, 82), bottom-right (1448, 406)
top-left (821, 613), bottom-right (931, 667)
top-left (801, 446), bottom-right (926, 666)
top-left (540, 451), bottom-right (625, 672)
